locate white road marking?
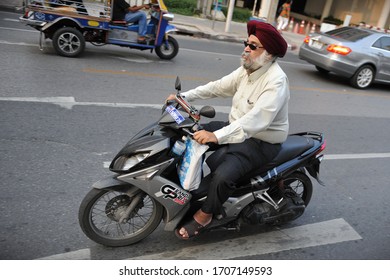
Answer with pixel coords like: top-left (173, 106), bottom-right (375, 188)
top-left (325, 153), bottom-right (390, 160)
top-left (0, 96), bottom-right (161, 110)
top-left (0, 26), bottom-right (38, 33)
top-left (37, 248), bottom-right (91, 260)
top-left (2, 97), bottom-right (389, 161)
top-left (3, 18), bottom-right (20, 22)
top-left (129, 218), bottom-right (361, 260)
top-left (36, 218), bottom-right (361, 260)
top-left (0, 39), bottom-right (38, 47)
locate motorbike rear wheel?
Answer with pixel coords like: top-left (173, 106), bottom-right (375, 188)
top-left (283, 171), bottom-right (313, 206)
top-left (78, 188), bottom-right (163, 247)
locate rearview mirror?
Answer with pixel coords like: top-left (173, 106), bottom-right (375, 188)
top-left (199, 106), bottom-right (216, 118)
top-left (175, 76), bottom-right (181, 92)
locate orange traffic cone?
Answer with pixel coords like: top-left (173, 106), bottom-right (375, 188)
top-left (311, 23), bottom-right (316, 33)
top-left (293, 22), bottom-right (299, 33)
top-left (299, 20), bottom-right (305, 34)
top-left (288, 18), bottom-right (294, 31)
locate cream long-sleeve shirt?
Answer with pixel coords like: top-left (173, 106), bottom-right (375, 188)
top-left (183, 62), bottom-right (290, 144)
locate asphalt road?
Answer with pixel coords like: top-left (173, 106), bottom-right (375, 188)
top-left (1, 10), bottom-right (390, 261)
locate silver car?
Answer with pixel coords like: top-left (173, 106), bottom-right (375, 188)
top-left (299, 26), bottom-right (390, 89)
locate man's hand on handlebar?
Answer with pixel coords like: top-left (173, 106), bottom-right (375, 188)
top-left (165, 94), bottom-right (176, 104)
top-left (194, 130), bottom-right (218, 145)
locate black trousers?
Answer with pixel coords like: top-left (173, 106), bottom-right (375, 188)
top-left (200, 121), bottom-right (282, 216)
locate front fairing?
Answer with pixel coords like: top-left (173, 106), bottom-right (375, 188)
top-left (109, 104), bottom-right (198, 174)
top-left (109, 122), bottom-right (174, 173)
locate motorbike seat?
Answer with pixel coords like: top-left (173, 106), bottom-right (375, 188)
top-left (192, 135), bottom-right (315, 198)
top-left (237, 135), bottom-right (315, 184)
top-left (206, 135), bottom-right (313, 173)
top-left (267, 135), bottom-right (314, 167)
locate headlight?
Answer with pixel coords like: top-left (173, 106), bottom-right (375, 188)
top-left (112, 153), bottom-right (149, 171)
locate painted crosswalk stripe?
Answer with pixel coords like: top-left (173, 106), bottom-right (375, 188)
top-left (37, 218), bottom-right (361, 260)
top-left (127, 218), bottom-right (361, 260)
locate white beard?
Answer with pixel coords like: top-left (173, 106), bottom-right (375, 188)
top-left (241, 50), bottom-right (273, 71)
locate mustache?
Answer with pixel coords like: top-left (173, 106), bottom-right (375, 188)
top-left (241, 51), bottom-right (250, 58)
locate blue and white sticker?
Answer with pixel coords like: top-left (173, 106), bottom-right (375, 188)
top-left (165, 105), bottom-right (185, 124)
top-left (35, 12), bottom-right (45, 21)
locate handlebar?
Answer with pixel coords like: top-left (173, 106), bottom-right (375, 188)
top-left (174, 94), bottom-right (200, 121)
top-left (163, 94), bottom-right (200, 122)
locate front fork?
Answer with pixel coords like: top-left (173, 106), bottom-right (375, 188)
top-left (118, 188), bottom-right (143, 223)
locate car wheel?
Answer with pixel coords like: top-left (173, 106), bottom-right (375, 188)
top-left (315, 66), bottom-right (330, 74)
top-left (350, 65), bottom-right (374, 89)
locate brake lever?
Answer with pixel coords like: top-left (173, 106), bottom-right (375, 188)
top-left (182, 128), bottom-right (194, 137)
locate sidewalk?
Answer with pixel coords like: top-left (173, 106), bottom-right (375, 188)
top-left (172, 14), bottom-right (306, 53)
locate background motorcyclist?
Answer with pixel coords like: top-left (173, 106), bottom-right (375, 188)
top-left (167, 20), bottom-right (290, 240)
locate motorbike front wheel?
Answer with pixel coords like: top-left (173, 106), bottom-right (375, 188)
top-left (78, 188), bottom-right (163, 247)
top-left (155, 36), bottom-right (179, 60)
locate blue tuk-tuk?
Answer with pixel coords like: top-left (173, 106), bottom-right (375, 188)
top-left (19, 0), bottom-right (179, 59)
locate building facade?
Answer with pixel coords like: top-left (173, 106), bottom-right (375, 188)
top-left (304, 0), bottom-right (390, 29)
top-left (251, 0), bottom-right (390, 30)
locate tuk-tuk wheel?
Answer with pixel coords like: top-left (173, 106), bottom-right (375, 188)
top-left (155, 36), bottom-right (179, 60)
top-left (52, 27), bottom-right (85, 57)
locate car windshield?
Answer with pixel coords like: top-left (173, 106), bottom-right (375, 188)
top-left (326, 27), bottom-right (371, 42)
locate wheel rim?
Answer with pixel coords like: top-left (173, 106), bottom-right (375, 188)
top-left (58, 32), bottom-right (81, 54)
top-left (286, 179), bottom-right (305, 197)
top-left (284, 176), bottom-right (309, 205)
top-left (89, 191), bottom-right (156, 240)
top-left (356, 68), bottom-right (373, 88)
top-left (160, 41), bottom-right (174, 56)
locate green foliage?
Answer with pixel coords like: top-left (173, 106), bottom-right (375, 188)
top-left (164, 0), bottom-right (197, 16)
top-left (164, 0), bottom-right (252, 22)
top-left (221, 6), bottom-right (252, 23)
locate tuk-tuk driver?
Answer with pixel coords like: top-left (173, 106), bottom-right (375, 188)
top-left (112, 0), bottom-right (150, 43)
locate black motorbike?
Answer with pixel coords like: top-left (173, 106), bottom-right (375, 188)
top-left (78, 78), bottom-right (326, 247)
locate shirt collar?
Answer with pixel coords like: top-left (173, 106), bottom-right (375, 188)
top-left (247, 61), bottom-right (274, 82)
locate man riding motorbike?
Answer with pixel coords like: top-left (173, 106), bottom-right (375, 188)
top-left (166, 20), bottom-right (292, 240)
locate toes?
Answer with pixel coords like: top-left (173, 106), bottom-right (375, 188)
top-left (179, 227), bottom-right (188, 238)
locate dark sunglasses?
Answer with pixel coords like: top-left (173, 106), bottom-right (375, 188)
top-left (243, 41), bottom-right (264, 50)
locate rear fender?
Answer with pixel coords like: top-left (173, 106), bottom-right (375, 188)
top-left (42, 17), bottom-right (83, 35)
top-left (305, 155), bottom-right (325, 186)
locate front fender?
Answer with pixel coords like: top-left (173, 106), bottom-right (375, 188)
top-left (92, 174), bottom-right (190, 227)
top-left (165, 24), bottom-right (177, 34)
top-left (91, 175), bottom-right (135, 193)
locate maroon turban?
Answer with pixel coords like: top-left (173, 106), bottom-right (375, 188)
top-left (247, 20), bottom-right (288, 57)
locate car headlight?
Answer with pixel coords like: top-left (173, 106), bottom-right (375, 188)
top-left (112, 153), bottom-right (149, 171)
